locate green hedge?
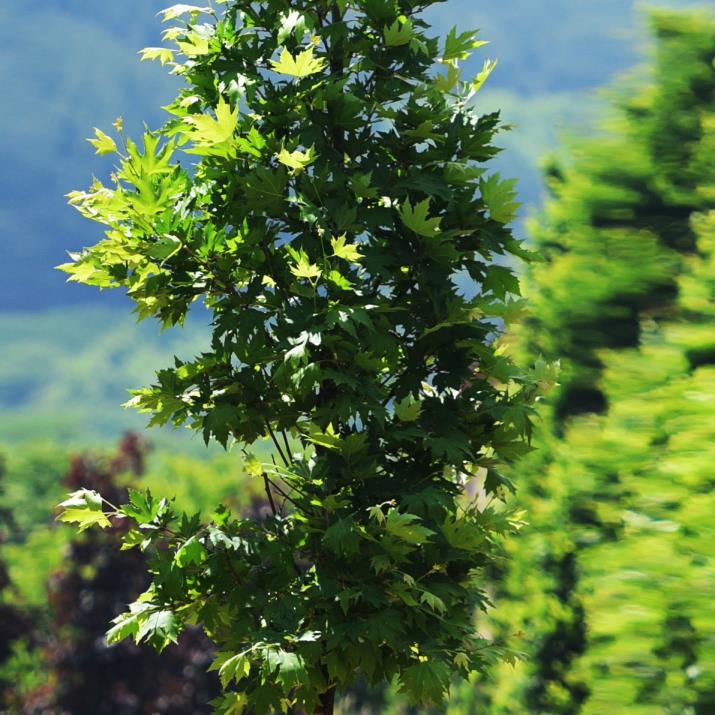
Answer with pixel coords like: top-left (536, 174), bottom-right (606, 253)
top-left (483, 9), bottom-right (715, 713)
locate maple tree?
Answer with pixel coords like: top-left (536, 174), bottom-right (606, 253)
top-left (58, 1), bottom-right (542, 713)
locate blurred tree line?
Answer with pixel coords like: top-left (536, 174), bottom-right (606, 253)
top-left (481, 9), bottom-right (715, 714)
top-left (1, 6), bottom-right (714, 714)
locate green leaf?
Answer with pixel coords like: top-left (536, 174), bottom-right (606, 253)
top-left (443, 27), bottom-right (488, 62)
top-left (174, 535), bottom-right (207, 567)
top-left (385, 510), bottom-right (434, 545)
top-left (323, 517), bottom-right (361, 556)
top-left (384, 18), bottom-right (414, 47)
top-left (400, 659), bottom-right (451, 704)
top-left (306, 424), bottom-right (341, 450)
top-left (367, 505), bottom-right (387, 524)
top-left (483, 265), bottom-right (521, 300)
top-left (442, 515), bottom-right (485, 552)
top-left (371, 554), bottom-right (392, 574)
top-left (210, 693), bottom-right (249, 715)
top-left (480, 173), bottom-right (520, 224)
top-left (106, 609), bottom-right (142, 646)
top-left (400, 199), bottom-right (442, 237)
top-left (137, 608), bottom-right (179, 650)
top-left (435, 62), bottom-right (462, 93)
top-left (266, 649), bottom-right (308, 691)
top-left (270, 47), bottom-right (326, 78)
top-left (120, 529), bottom-right (149, 551)
top-left (331, 235), bottom-right (363, 263)
top-left (242, 166), bottom-right (288, 210)
top-left (420, 590), bottom-right (447, 614)
top-left (277, 10), bottom-right (308, 44)
top-left (87, 128), bottom-right (118, 156)
top-left (211, 652), bottom-right (252, 688)
top-left (394, 394), bottom-right (422, 422)
top-left (57, 489), bottom-right (111, 532)
top-left (149, 234), bottom-right (182, 260)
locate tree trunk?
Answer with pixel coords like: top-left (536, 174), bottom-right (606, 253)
top-left (315, 685), bottom-right (336, 715)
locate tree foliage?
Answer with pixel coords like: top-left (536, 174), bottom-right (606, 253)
top-left (481, 10), bottom-right (715, 713)
top-left (58, 1), bottom-right (541, 712)
top-left (0, 459), bottom-right (34, 713)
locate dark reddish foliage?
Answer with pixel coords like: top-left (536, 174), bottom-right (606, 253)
top-left (19, 435), bottom-right (221, 714)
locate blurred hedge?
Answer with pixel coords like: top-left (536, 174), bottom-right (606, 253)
top-left (482, 9), bottom-right (715, 713)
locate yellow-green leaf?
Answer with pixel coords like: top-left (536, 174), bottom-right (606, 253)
top-left (276, 145), bottom-right (316, 172)
top-left (184, 96), bottom-right (238, 146)
top-left (290, 252), bottom-right (322, 280)
top-left (454, 652), bottom-right (470, 669)
top-left (471, 58), bottom-right (498, 94)
top-left (159, 4), bottom-right (212, 22)
top-left (57, 489), bottom-right (112, 532)
top-left (331, 235), bottom-right (363, 263)
top-left (271, 47), bottom-right (326, 78)
top-left (87, 128), bottom-right (118, 156)
top-left (177, 34), bottom-right (211, 56)
top-left (139, 47), bottom-right (175, 65)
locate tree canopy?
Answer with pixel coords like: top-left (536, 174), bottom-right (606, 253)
top-left (57, 1), bottom-right (541, 713)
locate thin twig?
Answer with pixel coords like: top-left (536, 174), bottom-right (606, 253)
top-left (281, 428), bottom-right (292, 459)
top-left (262, 472), bottom-right (279, 517)
top-left (265, 418), bottom-right (290, 466)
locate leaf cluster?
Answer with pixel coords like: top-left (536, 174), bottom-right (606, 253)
top-left (58, 1), bottom-right (541, 712)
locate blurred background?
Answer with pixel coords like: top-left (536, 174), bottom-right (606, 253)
top-left (0, 0), bottom-right (695, 448)
top-left (1, 0), bottom-right (713, 713)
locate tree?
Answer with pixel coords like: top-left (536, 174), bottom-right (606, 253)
top-left (482, 9), bottom-right (715, 713)
top-left (58, 2), bottom-right (541, 712)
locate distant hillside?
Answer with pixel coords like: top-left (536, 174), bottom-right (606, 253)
top-left (0, 306), bottom-right (211, 449)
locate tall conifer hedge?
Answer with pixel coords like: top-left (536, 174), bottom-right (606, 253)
top-left (483, 10), bottom-right (715, 714)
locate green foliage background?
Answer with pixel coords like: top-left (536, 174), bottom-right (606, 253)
top-left (1, 1), bottom-right (714, 713)
top-left (480, 9), bottom-right (715, 713)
